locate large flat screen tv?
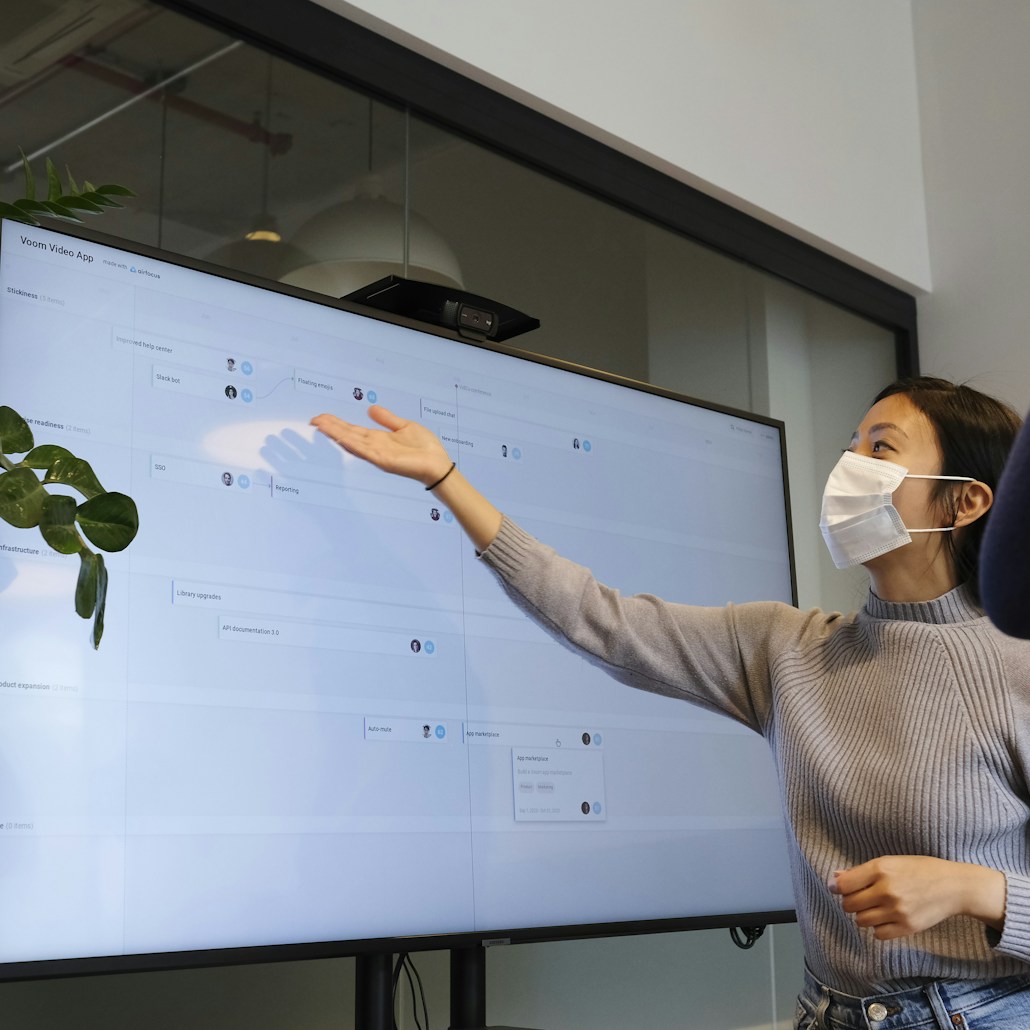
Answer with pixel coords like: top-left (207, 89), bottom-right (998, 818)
top-left (0, 218), bottom-right (796, 985)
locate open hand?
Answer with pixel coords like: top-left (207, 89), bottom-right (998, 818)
top-left (311, 405), bottom-right (453, 487)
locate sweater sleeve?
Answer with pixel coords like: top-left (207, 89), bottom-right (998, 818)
top-left (984, 628), bottom-right (1030, 962)
top-left (479, 516), bottom-right (815, 734)
top-left (981, 408), bottom-right (1030, 638)
top-left (996, 875), bottom-right (1030, 961)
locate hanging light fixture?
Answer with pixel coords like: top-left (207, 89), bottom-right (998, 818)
top-left (279, 102), bottom-right (462, 298)
top-left (205, 55), bottom-right (309, 281)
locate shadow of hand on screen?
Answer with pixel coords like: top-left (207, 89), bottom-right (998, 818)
top-left (259, 426), bottom-right (344, 478)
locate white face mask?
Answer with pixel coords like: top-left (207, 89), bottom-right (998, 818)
top-left (819, 450), bottom-right (975, 570)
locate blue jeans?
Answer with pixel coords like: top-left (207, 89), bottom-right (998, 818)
top-left (795, 967), bottom-right (1030, 1029)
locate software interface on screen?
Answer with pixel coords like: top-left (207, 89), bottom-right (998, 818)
top-left (0, 221), bottom-right (795, 967)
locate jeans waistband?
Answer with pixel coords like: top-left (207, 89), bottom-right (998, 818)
top-left (800, 966), bottom-right (1030, 1029)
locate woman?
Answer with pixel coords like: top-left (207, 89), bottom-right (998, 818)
top-left (313, 376), bottom-right (1030, 1029)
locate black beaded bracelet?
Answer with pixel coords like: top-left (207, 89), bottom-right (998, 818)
top-left (425, 461), bottom-right (456, 491)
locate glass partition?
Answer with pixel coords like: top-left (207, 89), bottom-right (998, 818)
top-left (0, 1), bottom-right (904, 1026)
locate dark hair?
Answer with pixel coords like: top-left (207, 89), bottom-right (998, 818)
top-left (872, 376), bottom-right (1022, 604)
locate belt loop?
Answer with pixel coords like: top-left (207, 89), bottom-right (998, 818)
top-left (813, 983), bottom-right (831, 1029)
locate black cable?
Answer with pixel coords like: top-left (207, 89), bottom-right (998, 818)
top-left (391, 953), bottom-right (405, 1030)
top-left (730, 925), bottom-right (766, 949)
top-left (404, 954), bottom-right (429, 1030)
top-left (391, 952), bottom-right (429, 1030)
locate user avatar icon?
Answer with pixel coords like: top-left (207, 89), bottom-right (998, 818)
top-left (582, 732), bottom-right (591, 746)
top-left (430, 507), bottom-right (441, 521)
top-left (226, 357), bottom-right (236, 372)
top-left (423, 724), bottom-right (431, 739)
top-left (353, 387), bottom-right (364, 401)
top-left (573, 437), bottom-right (581, 449)
top-left (501, 444), bottom-right (508, 457)
top-left (225, 384), bottom-right (237, 399)
top-left (410, 639), bottom-right (421, 653)
top-left (222, 471), bottom-right (234, 486)
top-left (581, 802), bottom-right (591, 815)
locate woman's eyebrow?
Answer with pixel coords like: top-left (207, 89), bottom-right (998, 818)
top-left (852, 421), bottom-right (910, 442)
top-left (868, 421), bottom-right (909, 437)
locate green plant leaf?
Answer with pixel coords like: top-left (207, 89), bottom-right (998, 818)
top-left (39, 493), bottom-right (82, 554)
top-left (17, 444), bottom-right (74, 470)
top-left (78, 193), bottom-right (120, 212)
top-left (0, 467), bottom-right (46, 528)
top-left (13, 198), bottom-right (50, 215)
top-left (40, 200), bottom-right (82, 223)
top-left (76, 550), bottom-right (98, 618)
top-left (79, 191), bottom-right (122, 209)
top-left (0, 406), bottom-right (35, 454)
top-left (65, 166), bottom-right (79, 196)
top-left (92, 553), bottom-right (108, 649)
top-left (21, 150), bottom-right (34, 201)
top-left (77, 492), bottom-right (139, 552)
top-left (43, 455), bottom-right (105, 499)
top-left (59, 195), bottom-right (105, 215)
top-left (95, 184), bottom-right (135, 197)
top-left (46, 158), bottom-right (62, 203)
top-left (0, 201), bottom-right (37, 225)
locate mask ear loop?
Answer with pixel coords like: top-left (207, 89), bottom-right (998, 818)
top-left (903, 475), bottom-right (978, 533)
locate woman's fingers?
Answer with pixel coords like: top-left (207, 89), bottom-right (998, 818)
top-left (311, 408), bottom-right (451, 483)
top-left (366, 404), bottom-right (407, 432)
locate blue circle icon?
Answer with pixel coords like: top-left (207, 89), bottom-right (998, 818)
top-left (424, 640), bottom-right (436, 655)
top-left (241, 388), bottom-right (253, 403)
top-left (593, 802), bottom-right (602, 814)
top-left (582, 440), bottom-right (592, 452)
top-left (435, 724), bottom-right (446, 739)
top-left (593, 733), bottom-right (603, 746)
top-left (238, 474), bottom-right (251, 489)
top-left (443, 510), bottom-right (454, 523)
top-left (512, 447), bottom-right (522, 460)
top-left (368, 390), bottom-right (378, 403)
top-left (241, 361), bottom-right (253, 375)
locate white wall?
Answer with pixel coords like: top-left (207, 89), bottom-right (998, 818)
top-left (912, 0), bottom-right (1030, 413)
top-left (313, 0), bottom-right (930, 292)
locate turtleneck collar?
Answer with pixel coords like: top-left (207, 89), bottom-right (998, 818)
top-left (862, 583), bottom-right (984, 625)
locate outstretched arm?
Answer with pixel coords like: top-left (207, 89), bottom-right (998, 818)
top-left (311, 405), bottom-right (503, 552)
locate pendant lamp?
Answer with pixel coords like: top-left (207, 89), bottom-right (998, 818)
top-left (279, 102), bottom-right (462, 298)
top-left (205, 56), bottom-right (310, 281)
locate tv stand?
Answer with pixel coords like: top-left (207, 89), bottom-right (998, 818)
top-left (355, 953), bottom-right (393, 1030)
top-left (449, 946), bottom-right (541, 1030)
top-left (351, 948), bottom-right (541, 1030)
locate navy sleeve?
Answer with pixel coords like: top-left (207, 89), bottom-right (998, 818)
top-left (981, 410), bottom-right (1030, 637)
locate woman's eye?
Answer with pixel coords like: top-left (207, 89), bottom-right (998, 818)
top-left (871, 441), bottom-right (892, 453)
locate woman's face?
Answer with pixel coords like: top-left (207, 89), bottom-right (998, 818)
top-left (848, 392), bottom-right (947, 535)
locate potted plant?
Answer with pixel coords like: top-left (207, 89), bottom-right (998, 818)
top-left (0, 155), bottom-right (137, 648)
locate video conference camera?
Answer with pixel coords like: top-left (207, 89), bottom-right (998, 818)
top-left (343, 275), bottom-right (540, 343)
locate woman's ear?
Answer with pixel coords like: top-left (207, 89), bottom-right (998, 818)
top-left (954, 481), bottom-right (994, 529)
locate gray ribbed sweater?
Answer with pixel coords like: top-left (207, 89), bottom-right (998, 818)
top-left (480, 517), bottom-right (1030, 995)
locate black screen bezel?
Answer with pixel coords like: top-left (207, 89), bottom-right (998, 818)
top-left (0, 217), bottom-right (797, 983)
